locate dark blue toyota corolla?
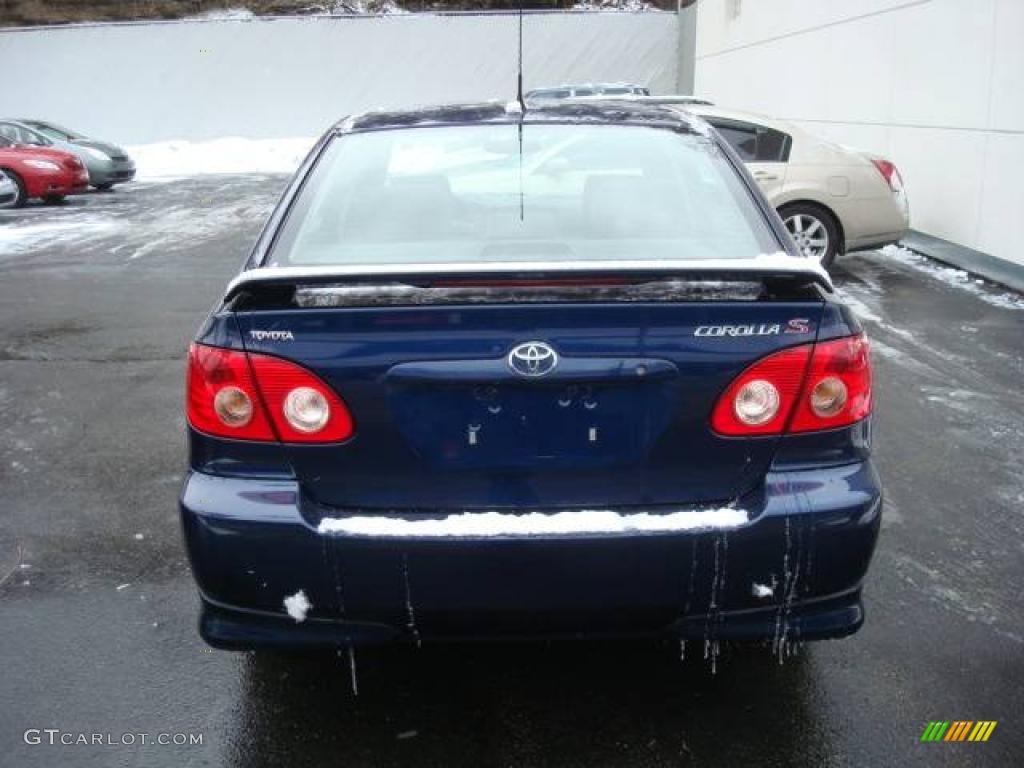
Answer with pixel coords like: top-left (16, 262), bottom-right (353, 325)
top-left (181, 101), bottom-right (881, 655)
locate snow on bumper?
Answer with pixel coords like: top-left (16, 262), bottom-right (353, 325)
top-left (316, 507), bottom-right (749, 539)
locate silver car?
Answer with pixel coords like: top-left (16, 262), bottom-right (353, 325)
top-left (0, 120), bottom-right (136, 190)
top-left (526, 82), bottom-right (650, 100)
top-left (0, 171), bottom-right (16, 208)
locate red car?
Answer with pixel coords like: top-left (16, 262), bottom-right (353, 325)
top-left (0, 135), bottom-right (89, 207)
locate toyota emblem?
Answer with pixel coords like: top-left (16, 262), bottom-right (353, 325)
top-left (508, 341), bottom-right (559, 378)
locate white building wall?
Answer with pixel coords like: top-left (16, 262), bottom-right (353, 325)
top-left (694, 0), bottom-right (1024, 267)
top-left (0, 12), bottom-right (678, 144)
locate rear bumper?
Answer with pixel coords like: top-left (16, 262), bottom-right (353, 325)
top-left (181, 461), bottom-right (882, 649)
top-left (845, 228), bottom-right (909, 253)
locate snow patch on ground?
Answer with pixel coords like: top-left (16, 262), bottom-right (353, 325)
top-left (186, 7), bottom-right (255, 20)
top-left (312, 1), bottom-right (408, 14)
top-left (185, 2), bottom-right (407, 19)
top-left (573, 0), bottom-right (656, 10)
top-left (126, 137), bottom-right (315, 180)
top-left (835, 287), bottom-right (915, 341)
top-left (318, 508), bottom-right (748, 538)
top-left (283, 590), bottom-right (312, 622)
top-left (0, 217), bottom-right (126, 257)
top-left (880, 245), bottom-right (1024, 310)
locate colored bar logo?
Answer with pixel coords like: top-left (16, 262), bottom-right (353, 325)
top-left (921, 721), bottom-right (997, 742)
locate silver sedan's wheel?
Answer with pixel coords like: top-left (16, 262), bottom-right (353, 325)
top-left (0, 170), bottom-right (27, 209)
top-left (784, 212), bottom-right (830, 263)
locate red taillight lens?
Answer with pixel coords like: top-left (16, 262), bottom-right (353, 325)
top-left (711, 334), bottom-right (871, 436)
top-left (247, 353), bottom-right (354, 443)
top-left (871, 158), bottom-right (903, 193)
top-left (711, 345), bottom-right (812, 436)
top-left (789, 335), bottom-right (871, 432)
top-left (187, 344), bottom-right (276, 441)
top-left (186, 343), bottom-right (354, 443)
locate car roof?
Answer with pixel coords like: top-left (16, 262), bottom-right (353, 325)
top-left (565, 94), bottom-right (715, 106)
top-left (527, 82), bottom-right (646, 92)
top-left (0, 119), bottom-right (43, 132)
top-left (331, 100), bottom-right (714, 137)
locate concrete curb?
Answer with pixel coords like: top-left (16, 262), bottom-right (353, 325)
top-left (900, 230), bottom-right (1024, 295)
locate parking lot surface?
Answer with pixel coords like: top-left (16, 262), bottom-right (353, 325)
top-left (1, 178), bottom-right (1022, 767)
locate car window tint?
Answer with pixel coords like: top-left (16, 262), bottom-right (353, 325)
top-left (710, 123), bottom-right (758, 162)
top-left (31, 123), bottom-right (73, 142)
top-left (708, 120), bottom-right (791, 163)
top-left (755, 128), bottom-right (790, 162)
top-left (270, 123), bottom-right (779, 267)
top-left (2, 124), bottom-right (46, 145)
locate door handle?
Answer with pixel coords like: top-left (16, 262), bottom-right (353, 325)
top-left (752, 171), bottom-right (779, 181)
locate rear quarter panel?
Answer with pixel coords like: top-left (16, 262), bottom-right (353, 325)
top-left (770, 138), bottom-right (908, 247)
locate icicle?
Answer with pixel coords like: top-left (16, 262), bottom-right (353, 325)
top-left (774, 517), bottom-right (806, 665)
top-left (322, 533), bottom-right (346, 616)
top-left (773, 517), bottom-right (792, 660)
top-left (709, 536), bottom-right (721, 610)
top-left (347, 644), bottom-right (359, 697)
top-left (703, 535), bottom-right (727, 674)
top-left (683, 538), bottom-right (698, 616)
top-left (402, 553), bottom-right (421, 647)
top-left (718, 531), bottom-right (729, 641)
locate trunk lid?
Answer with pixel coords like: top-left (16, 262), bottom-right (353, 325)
top-left (233, 279), bottom-right (825, 511)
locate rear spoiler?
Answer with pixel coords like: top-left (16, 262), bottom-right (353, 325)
top-left (225, 255), bottom-right (832, 302)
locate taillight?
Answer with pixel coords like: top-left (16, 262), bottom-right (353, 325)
top-left (186, 343), bottom-right (354, 443)
top-left (187, 345), bottom-right (276, 441)
top-left (871, 158), bottom-right (904, 194)
top-left (789, 335), bottom-right (871, 433)
top-left (711, 345), bottom-right (812, 435)
top-left (246, 353), bottom-right (354, 442)
top-left (711, 334), bottom-right (871, 436)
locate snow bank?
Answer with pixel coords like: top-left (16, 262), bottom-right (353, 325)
top-left (185, 7), bottom-right (255, 20)
top-left (283, 589), bottom-right (312, 622)
top-left (126, 137), bottom-right (315, 180)
top-left (318, 508), bottom-right (748, 538)
top-left (880, 245), bottom-right (1024, 311)
top-left (573, 1), bottom-right (656, 9)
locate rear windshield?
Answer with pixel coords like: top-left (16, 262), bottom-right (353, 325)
top-left (268, 124), bottom-right (777, 267)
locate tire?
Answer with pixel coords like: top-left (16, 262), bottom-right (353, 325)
top-left (779, 203), bottom-right (840, 270)
top-left (1, 170), bottom-right (27, 208)
top-left (94, 182), bottom-right (114, 191)
top-left (42, 194), bottom-right (67, 205)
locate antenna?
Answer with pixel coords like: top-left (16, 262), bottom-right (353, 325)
top-left (516, 0), bottom-right (526, 112)
top-left (517, 0), bottom-right (525, 221)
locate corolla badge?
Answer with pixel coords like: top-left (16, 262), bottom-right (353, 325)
top-left (508, 341), bottom-right (559, 378)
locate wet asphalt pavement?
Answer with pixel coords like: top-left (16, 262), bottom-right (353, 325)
top-left (0, 177), bottom-right (1022, 768)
